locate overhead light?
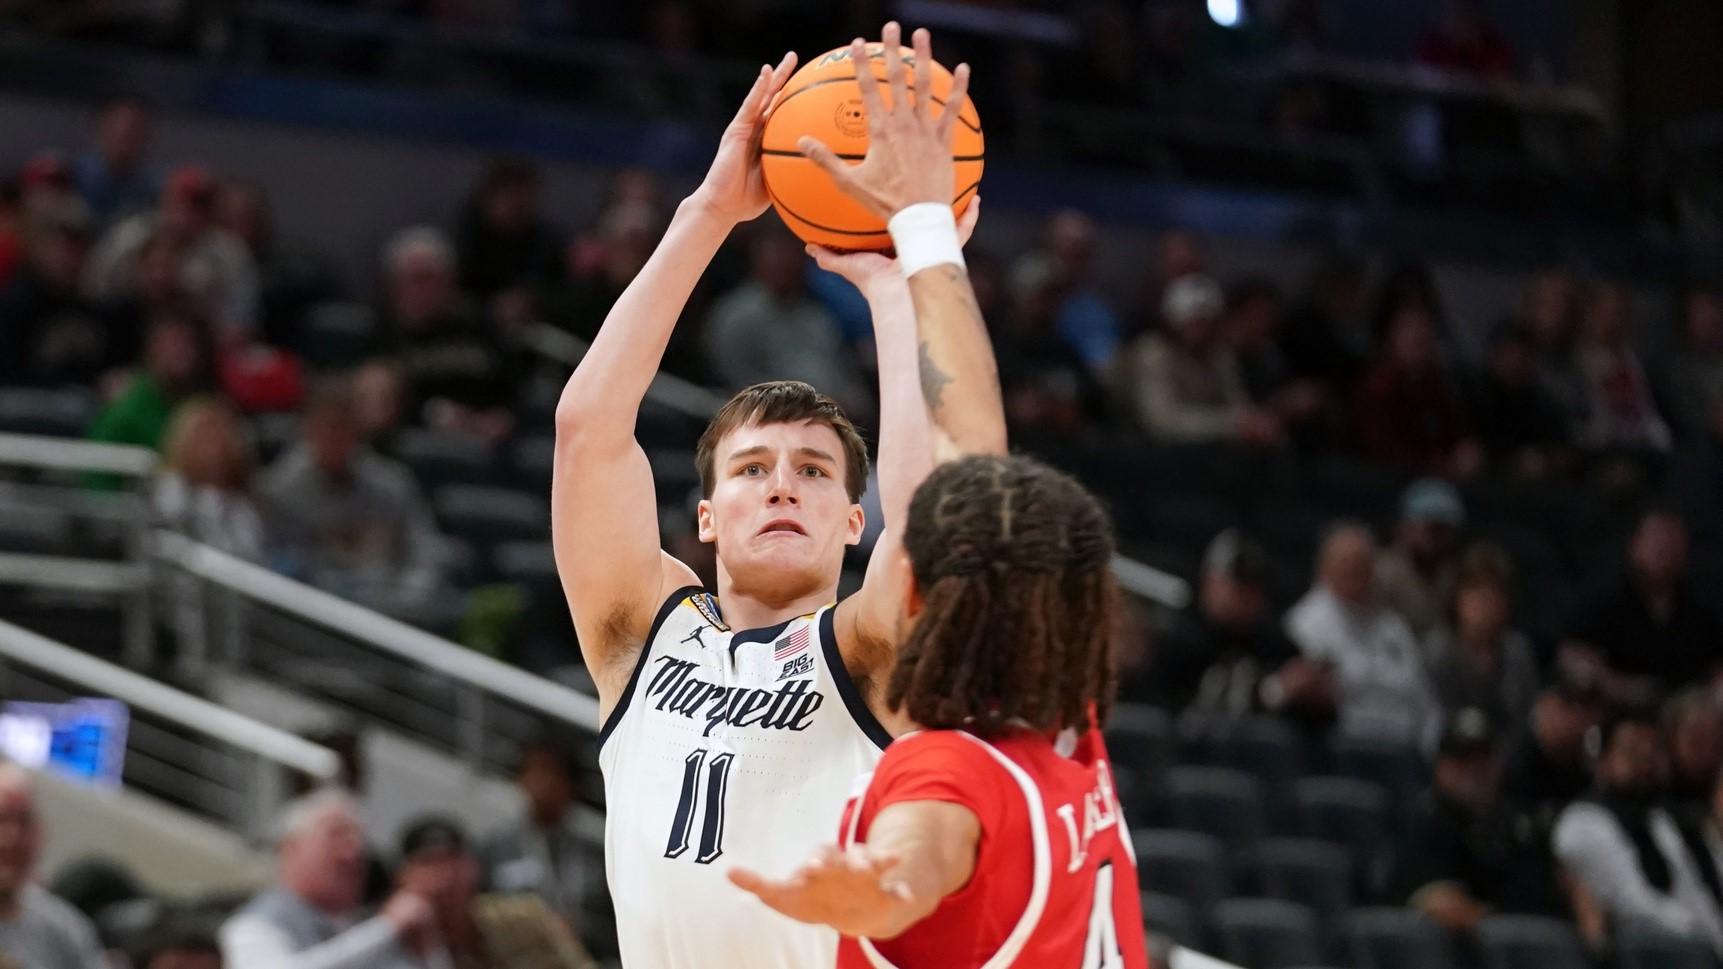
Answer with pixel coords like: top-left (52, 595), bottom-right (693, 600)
top-left (1207, 0), bottom-right (1245, 28)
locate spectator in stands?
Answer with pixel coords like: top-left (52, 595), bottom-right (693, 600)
top-left (1354, 302), bottom-right (1481, 477)
top-left (1281, 250), bottom-right (1372, 395)
top-left (1286, 522), bottom-right (1440, 749)
top-left (84, 165), bottom-right (259, 341)
top-left (216, 180), bottom-right (338, 350)
top-left (1554, 712), bottom-right (1723, 956)
top-left (453, 158), bottom-right (564, 310)
top-left (1500, 671), bottom-right (1606, 833)
top-left (0, 766), bottom-right (108, 969)
top-left (703, 227), bottom-right (868, 417)
top-left (548, 200), bottom-right (658, 343)
top-left (1665, 688), bottom-right (1723, 815)
top-left (88, 310), bottom-right (214, 453)
top-left (1670, 397), bottom-right (1723, 548)
top-left (1665, 286), bottom-right (1723, 440)
top-left (376, 226), bottom-right (514, 442)
top-left (1470, 320), bottom-right (1572, 480)
top-left (1135, 227), bottom-right (1208, 338)
top-left (396, 815), bottom-right (598, 969)
top-left (1389, 709), bottom-right (1578, 943)
top-left (1414, 0), bottom-right (1516, 80)
top-left (992, 250), bottom-right (1107, 436)
top-left (1010, 210), bottom-right (1122, 372)
top-left (1225, 277), bottom-right (1330, 449)
top-left (73, 95), bottom-right (159, 224)
top-left (1147, 529), bottom-right (1336, 726)
top-left (1376, 478), bottom-right (1466, 640)
top-left (220, 789), bottom-right (436, 969)
top-left (154, 396), bottom-right (266, 560)
top-left (0, 195), bottom-right (118, 386)
top-left (1425, 543), bottom-right (1538, 730)
top-left (132, 923), bottom-right (221, 969)
top-left (260, 377), bottom-right (449, 612)
top-left (1127, 274), bottom-right (1281, 446)
top-left (352, 359), bottom-right (408, 457)
top-left (1522, 269), bottom-right (1591, 436)
top-left (1562, 507), bottom-right (1723, 704)
top-left (482, 736), bottom-right (611, 957)
top-left (1576, 282), bottom-right (1671, 453)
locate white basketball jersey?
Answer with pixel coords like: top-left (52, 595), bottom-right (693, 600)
top-left (598, 585), bottom-right (890, 969)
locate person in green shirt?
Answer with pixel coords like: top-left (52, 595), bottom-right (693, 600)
top-left (88, 310), bottom-right (211, 452)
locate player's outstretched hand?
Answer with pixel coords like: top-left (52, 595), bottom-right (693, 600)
top-left (807, 196), bottom-right (980, 294)
top-left (799, 22), bottom-right (970, 221)
top-left (693, 51), bottom-right (799, 225)
top-left (729, 843), bottom-right (914, 939)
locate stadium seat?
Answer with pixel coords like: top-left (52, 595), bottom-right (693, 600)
top-left (1166, 766), bottom-right (1268, 858)
top-left (1343, 907), bottom-right (1454, 969)
top-left (1331, 735), bottom-right (1427, 812)
top-left (1292, 776), bottom-right (1391, 873)
top-left (1133, 829), bottom-right (1231, 920)
top-left (396, 429), bottom-right (497, 490)
top-left (1256, 837), bottom-right (1353, 924)
top-left (1616, 928), bottom-right (1721, 969)
top-left (1105, 704), bottom-right (1173, 821)
top-left (433, 485), bottom-right (549, 550)
top-left (1217, 715), bottom-right (1310, 793)
top-left (1475, 915), bottom-right (1588, 969)
top-left (1139, 890), bottom-right (1198, 949)
top-left (1212, 898), bottom-right (1322, 969)
top-left (0, 387), bottom-right (98, 438)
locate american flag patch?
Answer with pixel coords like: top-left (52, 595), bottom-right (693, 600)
top-left (774, 626), bottom-right (810, 661)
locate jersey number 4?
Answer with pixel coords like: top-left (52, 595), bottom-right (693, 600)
top-left (1083, 862), bottom-right (1125, 969)
top-left (664, 748), bottom-right (734, 864)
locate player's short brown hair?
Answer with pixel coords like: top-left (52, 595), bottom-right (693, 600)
top-left (887, 455), bottom-right (1120, 738)
top-left (695, 381), bottom-right (869, 503)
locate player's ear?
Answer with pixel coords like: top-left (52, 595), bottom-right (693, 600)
top-left (844, 503), bottom-right (865, 547)
top-left (697, 498), bottom-right (717, 544)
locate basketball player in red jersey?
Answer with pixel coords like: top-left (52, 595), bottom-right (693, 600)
top-left (731, 28), bottom-right (1148, 969)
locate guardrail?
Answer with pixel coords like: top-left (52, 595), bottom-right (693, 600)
top-left (0, 617), bottom-right (337, 840)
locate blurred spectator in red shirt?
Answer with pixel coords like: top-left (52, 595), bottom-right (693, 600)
top-left (1415, 0), bottom-right (1516, 81)
top-left (1355, 302), bottom-right (1481, 477)
top-left (72, 95), bottom-right (159, 224)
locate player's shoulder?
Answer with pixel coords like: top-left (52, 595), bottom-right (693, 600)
top-left (874, 730), bottom-right (1016, 787)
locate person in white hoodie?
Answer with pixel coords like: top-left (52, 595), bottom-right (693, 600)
top-left (1285, 521), bottom-right (1440, 751)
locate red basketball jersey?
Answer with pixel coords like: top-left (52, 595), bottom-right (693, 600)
top-left (836, 726), bottom-right (1148, 969)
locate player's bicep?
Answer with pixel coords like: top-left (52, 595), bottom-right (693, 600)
top-left (551, 432), bottom-right (696, 684)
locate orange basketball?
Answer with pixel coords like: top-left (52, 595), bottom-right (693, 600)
top-left (761, 44), bottom-right (983, 251)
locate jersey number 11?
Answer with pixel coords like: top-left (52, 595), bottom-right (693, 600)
top-left (664, 748), bottom-right (734, 864)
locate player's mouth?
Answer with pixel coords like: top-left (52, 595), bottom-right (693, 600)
top-left (758, 518), bottom-right (808, 537)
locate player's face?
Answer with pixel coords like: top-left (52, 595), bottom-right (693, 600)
top-left (699, 420), bottom-right (862, 596)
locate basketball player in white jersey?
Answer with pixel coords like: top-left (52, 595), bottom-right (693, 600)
top-left (551, 24), bottom-right (978, 969)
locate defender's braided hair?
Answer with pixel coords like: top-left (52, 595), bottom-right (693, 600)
top-left (887, 455), bottom-right (1119, 738)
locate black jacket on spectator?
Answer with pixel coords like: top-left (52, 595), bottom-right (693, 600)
top-left (455, 208), bottom-right (564, 303)
top-left (1499, 732), bottom-right (1598, 837)
top-left (0, 267), bottom-right (134, 385)
top-left (379, 311), bottom-right (515, 416)
top-left (1566, 578), bottom-right (1723, 687)
top-left (1471, 371), bottom-right (1569, 467)
top-left (1141, 609), bottom-right (1321, 723)
top-left (1389, 789), bottom-right (1568, 917)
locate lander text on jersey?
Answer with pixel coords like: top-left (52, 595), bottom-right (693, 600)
top-left (646, 655), bottom-right (825, 737)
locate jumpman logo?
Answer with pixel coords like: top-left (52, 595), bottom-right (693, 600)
top-left (681, 626), bottom-right (708, 649)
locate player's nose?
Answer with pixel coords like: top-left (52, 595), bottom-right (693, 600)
top-left (766, 466), bottom-right (800, 504)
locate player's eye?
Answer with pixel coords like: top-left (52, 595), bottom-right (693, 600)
top-left (741, 463), bottom-right (765, 476)
top-left (799, 465), bottom-right (826, 478)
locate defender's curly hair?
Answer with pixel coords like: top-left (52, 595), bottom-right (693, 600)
top-left (887, 455), bottom-right (1119, 738)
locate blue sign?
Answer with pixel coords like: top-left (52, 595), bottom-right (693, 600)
top-left (0, 699), bottom-right (129, 787)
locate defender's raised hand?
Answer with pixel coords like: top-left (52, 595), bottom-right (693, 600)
top-left (694, 52), bottom-right (799, 225)
top-left (806, 196), bottom-right (980, 295)
top-left (798, 23), bottom-right (971, 221)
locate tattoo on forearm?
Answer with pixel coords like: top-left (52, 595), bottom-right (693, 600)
top-left (918, 340), bottom-right (954, 413)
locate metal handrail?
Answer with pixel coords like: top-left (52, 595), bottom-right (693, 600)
top-left (522, 323), bottom-right (1194, 610)
top-left (155, 532), bottom-right (603, 732)
top-left (0, 432), bottom-right (155, 477)
top-left (0, 617), bottom-right (339, 780)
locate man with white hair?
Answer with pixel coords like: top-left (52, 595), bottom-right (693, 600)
top-left (0, 765), bottom-right (107, 969)
top-left (219, 789), bottom-right (436, 969)
top-left (1127, 273), bottom-right (1283, 445)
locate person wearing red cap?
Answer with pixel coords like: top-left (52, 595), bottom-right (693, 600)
top-left (84, 163), bottom-right (258, 340)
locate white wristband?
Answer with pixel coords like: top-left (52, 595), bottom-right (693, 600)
top-left (888, 203), bottom-right (965, 277)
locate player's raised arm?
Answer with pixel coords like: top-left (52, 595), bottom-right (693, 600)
top-left (800, 24), bottom-right (1006, 459)
top-left (553, 54), bottom-right (795, 710)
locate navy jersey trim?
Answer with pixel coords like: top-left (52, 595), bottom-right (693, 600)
top-left (597, 584), bottom-right (705, 751)
top-left (821, 605), bottom-right (893, 751)
top-left (727, 615), bottom-right (799, 658)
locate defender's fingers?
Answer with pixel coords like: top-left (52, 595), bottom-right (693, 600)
top-left (850, 37), bottom-right (885, 122)
top-left (798, 137), bottom-right (861, 190)
top-left (937, 62), bottom-right (971, 142)
top-left (912, 27), bottom-right (934, 121)
top-left (881, 22), bottom-right (909, 111)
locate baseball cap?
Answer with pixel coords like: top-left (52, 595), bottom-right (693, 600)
top-left (165, 165), bottom-right (217, 207)
top-left (1438, 707), bottom-right (1495, 758)
top-left (1401, 478), bottom-right (1465, 527)
top-left (1202, 529), bottom-right (1268, 586)
top-left (399, 815), bottom-right (468, 859)
top-left (1162, 274), bottom-right (1224, 329)
top-left (18, 151), bottom-right (72, 191)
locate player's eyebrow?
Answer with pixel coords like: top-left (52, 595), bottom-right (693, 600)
top-left (795, 447), bottom-right (838, 464)
top-left (728, 446), bottom-right (771, 462)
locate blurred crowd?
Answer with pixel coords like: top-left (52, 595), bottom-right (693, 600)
top-left (2, 66), bottom-right (1722, 969)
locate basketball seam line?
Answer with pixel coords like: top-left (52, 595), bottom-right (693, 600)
top-left (767, 178), bottom-right (981, 238)
top-left (761, 148), bottom-right (985, 162)
top-left (769, 75), bottom-right (983, 135)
